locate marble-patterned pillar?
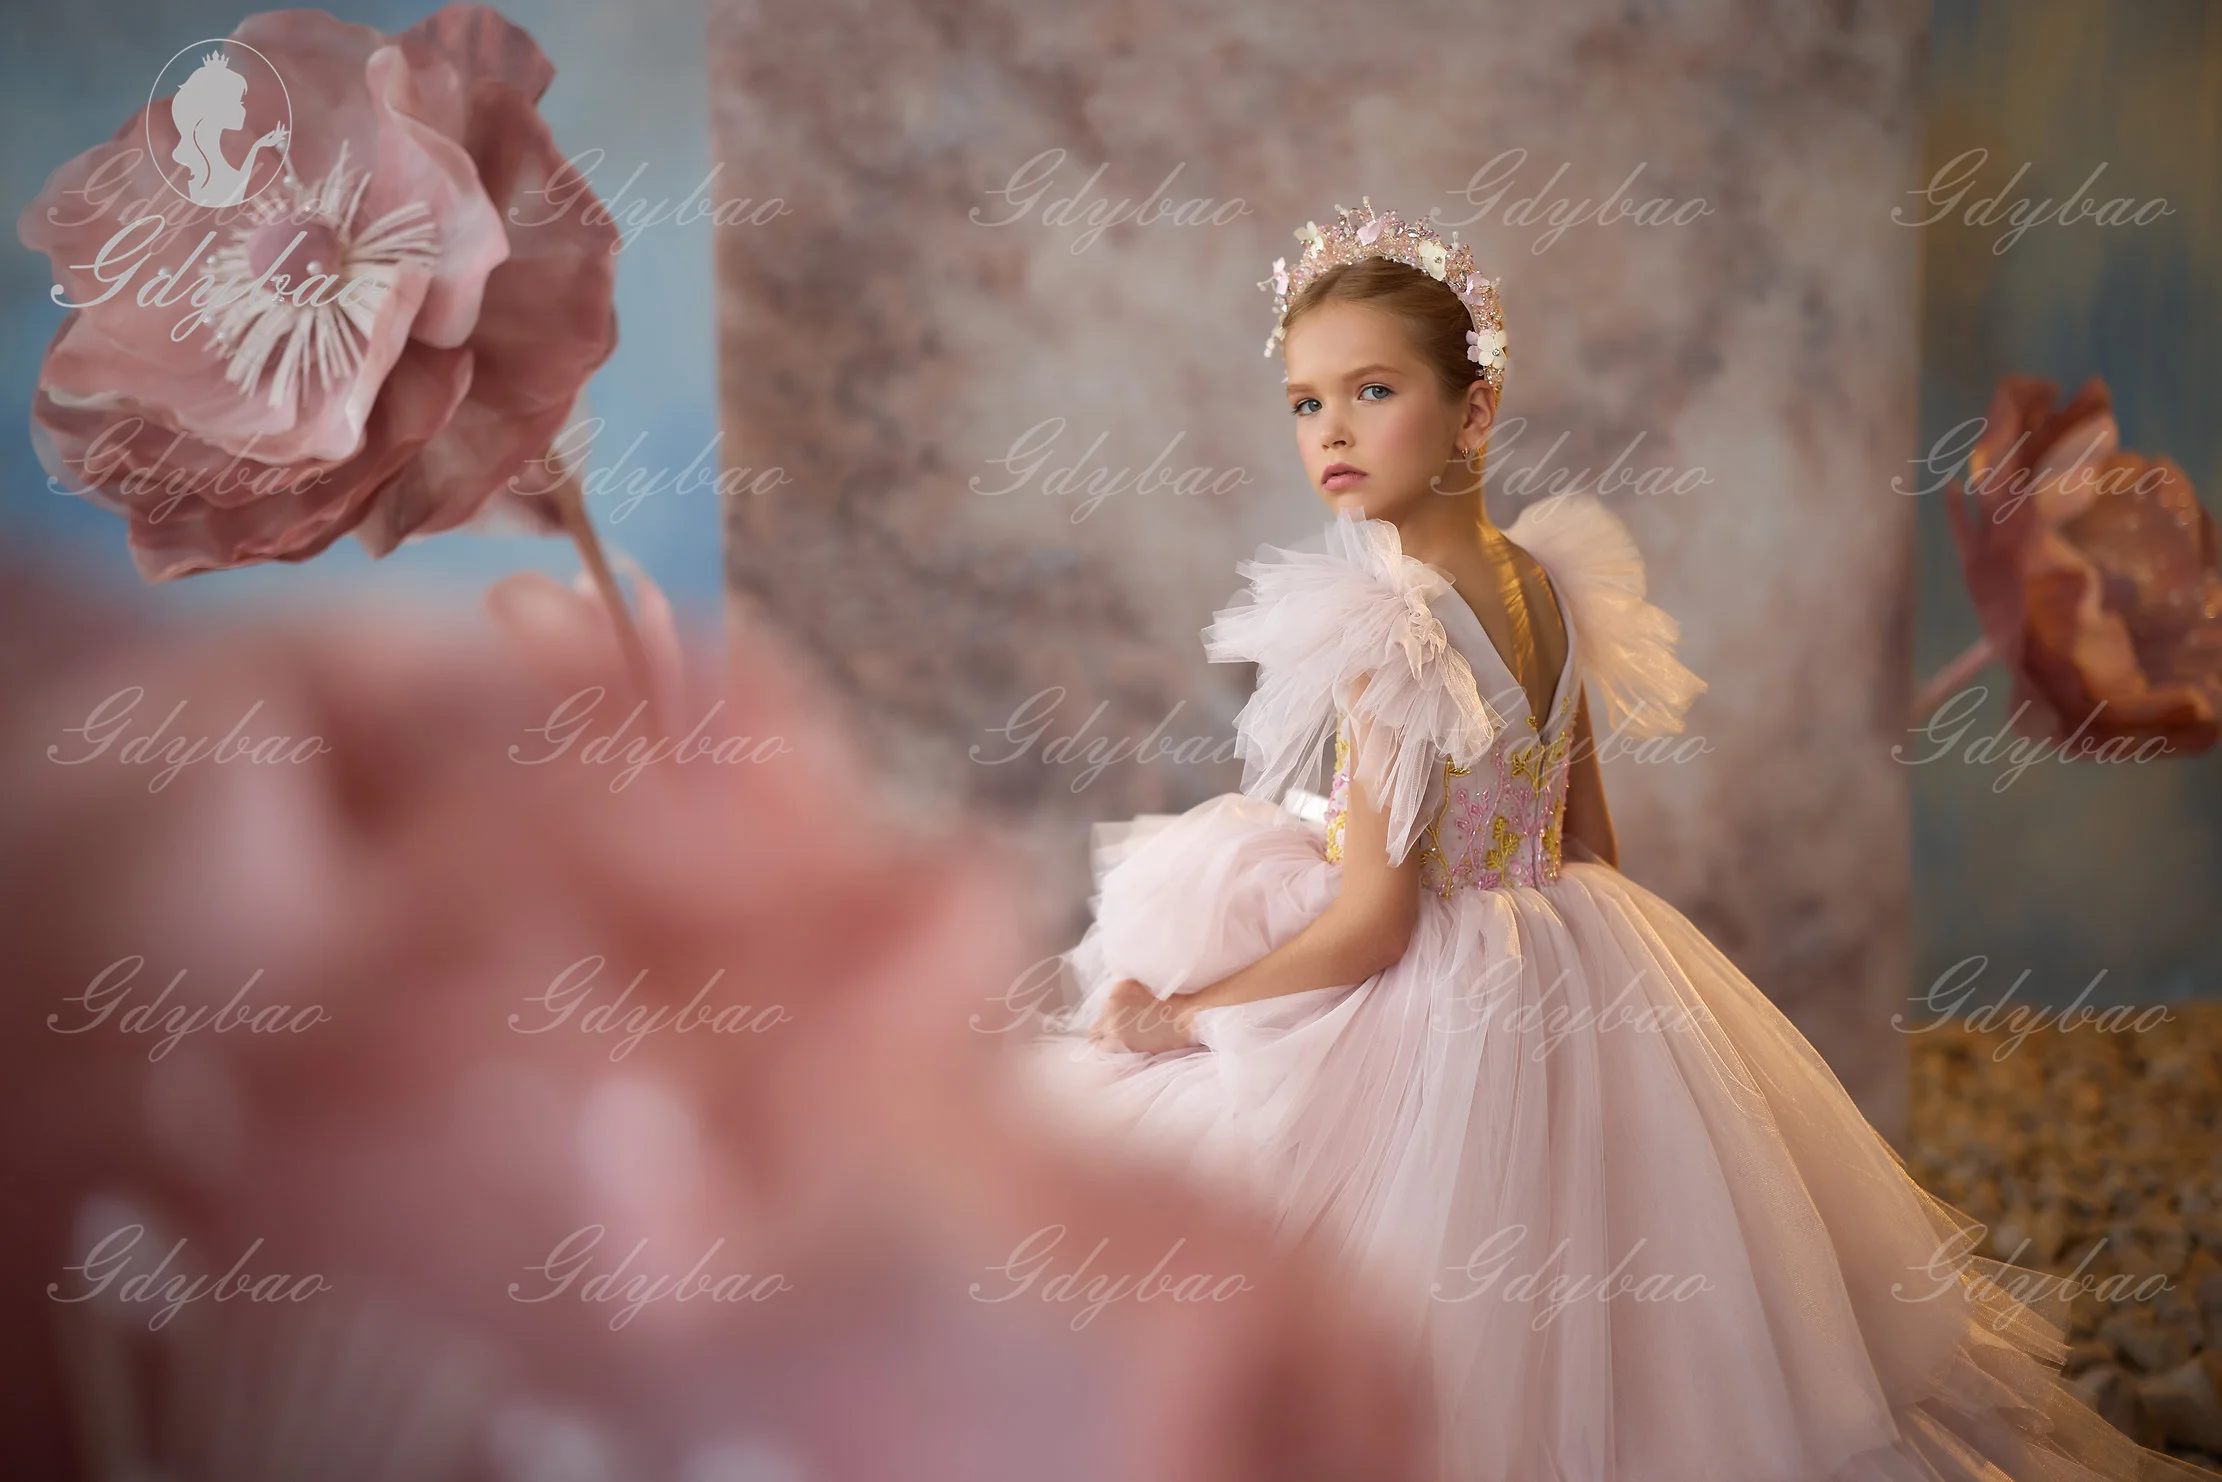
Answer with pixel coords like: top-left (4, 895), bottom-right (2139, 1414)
top-left (709, 0), bottom-right (1928, 1136)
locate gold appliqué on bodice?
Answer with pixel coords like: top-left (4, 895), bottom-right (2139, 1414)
top-left (1321, 695), bottom-right (1575, 896)
top-left (1323, 729), bottom-right (1351, 864)
top-left (1319, 538), bottom-right (1578, 896)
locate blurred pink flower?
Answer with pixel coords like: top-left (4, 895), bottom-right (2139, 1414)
top-left (487, 559), bottom-right (686, 710)
top-left (0, 578), bottom-right (1434, 1480)
top-left (17, 4), bottom-right (617, 581)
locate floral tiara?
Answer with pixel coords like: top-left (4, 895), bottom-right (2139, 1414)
top-left (1259, 197), bottom-right (1507, 389)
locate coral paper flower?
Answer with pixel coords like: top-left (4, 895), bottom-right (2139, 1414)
top-left (1938, 376), bottom-right (2222, 754)
top-left (17, 4), bottom-right (618, 580)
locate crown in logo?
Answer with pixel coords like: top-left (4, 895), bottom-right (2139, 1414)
top-left (1259, 197), bottom-right (1507, 388)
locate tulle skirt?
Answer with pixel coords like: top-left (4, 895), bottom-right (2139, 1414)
top-left (1027, 793), bottom-right (2211, 1482)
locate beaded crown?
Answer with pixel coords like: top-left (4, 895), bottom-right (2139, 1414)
top-left (1259, 197), bottom-right (1507, 389)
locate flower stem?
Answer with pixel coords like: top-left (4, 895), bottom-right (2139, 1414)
top-left (1910, 635), bottom-right (1995, 727)
top-left (548, 470), bottom-right (660, 723)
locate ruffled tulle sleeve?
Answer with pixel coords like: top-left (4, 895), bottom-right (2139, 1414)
top-left (1506, 490), bottom-right (1707, 737)
top-left (1202, 513), bottom-right (1504, 867)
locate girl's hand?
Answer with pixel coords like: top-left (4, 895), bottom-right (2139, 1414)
top-left (1087, 978), bottom-right (1200, 1055)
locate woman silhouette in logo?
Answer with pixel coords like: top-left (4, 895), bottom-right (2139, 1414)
top-left (169, 51), bottom-right (288, 207)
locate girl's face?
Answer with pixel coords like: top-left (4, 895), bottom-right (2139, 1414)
top-left (1282, 300), bottom-right (1491, 523)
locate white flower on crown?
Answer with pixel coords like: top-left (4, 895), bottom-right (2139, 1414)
top-left (1261, 199), bottom-right (1508, 388)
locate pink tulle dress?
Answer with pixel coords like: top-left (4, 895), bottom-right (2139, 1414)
top-left (1027, 490), bottom-right (2209, 1482)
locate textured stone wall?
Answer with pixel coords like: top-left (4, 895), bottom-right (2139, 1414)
top-left (709, 0), bottom-right (1928, 1135)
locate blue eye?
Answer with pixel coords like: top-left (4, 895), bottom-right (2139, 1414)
top-left (1292, 397), bottom-right (1321, 416)
top-left (1358, 383), bottom-right (1392, 401)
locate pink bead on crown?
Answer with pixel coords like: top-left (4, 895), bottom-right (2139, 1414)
top-left (1259, 197), bottom-right (1508, 389)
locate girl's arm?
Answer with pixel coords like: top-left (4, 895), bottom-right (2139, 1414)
top-left (1559, 689), bottom-right (1618, 869)
top-left (1177, 712), bottom-right (1423, 1020)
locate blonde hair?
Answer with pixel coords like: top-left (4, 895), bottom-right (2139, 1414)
top-left (1283, 257), bottom-right (1482, 400)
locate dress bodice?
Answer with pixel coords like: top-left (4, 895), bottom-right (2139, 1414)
top-left (1205, 491), bottom-right (1702, 892)
top-left (1321, 578), bottom-right (1579, 896)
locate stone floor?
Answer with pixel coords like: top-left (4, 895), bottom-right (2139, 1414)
top-left (1906, 1003), bottom-right (2222, 1472)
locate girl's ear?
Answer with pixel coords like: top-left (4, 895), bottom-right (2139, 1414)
top-left (1459, 380), bottom-right (1499, 449)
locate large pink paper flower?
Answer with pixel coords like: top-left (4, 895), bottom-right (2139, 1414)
top-left (17, 4), bottom-right (617, 580)
top-left (1940, 376), bottom-right (2222, 755)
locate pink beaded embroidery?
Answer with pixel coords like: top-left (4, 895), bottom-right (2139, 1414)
top-left (1322, 695), bottom-right (1573, 895)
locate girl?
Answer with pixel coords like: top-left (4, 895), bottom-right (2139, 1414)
top-left (1032, 201), bottom-right (2209, 1482)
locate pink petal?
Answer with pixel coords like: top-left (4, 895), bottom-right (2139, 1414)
top-left (40, 340), bottom-right (474, 580)
top-left (363, 43), bottom-right (510, 347)
top-left (397, 3), bottom-right (558, 105)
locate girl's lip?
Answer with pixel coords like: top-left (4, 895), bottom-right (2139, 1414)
top-left (1321, 464), bottom-right (1365, 488)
